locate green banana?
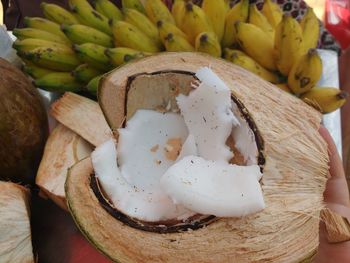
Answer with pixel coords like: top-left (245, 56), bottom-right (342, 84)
top-left (202, 0), bottom-right (227, 42)
top-left (105, 47), bottom-right (145, 66)
top-left (112, 20), bottom-right (160, 53)
top-left (34, 72), bottom-right (83, 92)
top-left (123, 8), bottom-right (163, 49)
top-left (222, 0), bottom-right (249, 48)
top-left (41, 2), bottom-right (79, 25)
top-left (157, 20), bottom-right (189, 44)
top-left (86, 75), bottom-right (102, 95)
top-left (22, 60), bottom-right (55, 79)
top-left (145, 0), bottom-right (175, 24)
top-left (195, 32), bottom-right (221, 57)
top-left (93, 0), bottom-right (123, 21)
top-left (61, 24), bottom-right (113, 47)
top-left (300, 8), bottom-right (320, 55)
top-left (223, 48), bottom-right (280, 83)
top-left (73, 43), bottom-right (112, 71)
top-left (69, 0), bottom-right (112, 35)
top-left (13, 38), bottom-right (72, 52)
top-left (13, 28), bottom-right (70, 45)
top-left (23, 17), bottom-right (70, 42)
top-left (287, 49), bottom-right (322, 95)
top-left (249, 4), bottom-right (274, 40)
top-left (72, 64), bottom-right (102, 83)
top-left (122, 0), bottom-right (146, 14)
top-left (164, 33), bottom-right (194, 52)
top-left (19, 47), bottom-right (80, 71)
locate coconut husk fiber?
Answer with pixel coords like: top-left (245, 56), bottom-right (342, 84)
top-left (66, 52), bottom-right (329, 263)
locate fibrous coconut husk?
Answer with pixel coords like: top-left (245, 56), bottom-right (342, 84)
top-left (66, 53), bottom-right (329, 262)
top-left (36, 124), bottom-right (93, 210)
top-left (0, 182), bottom-right (34, 263)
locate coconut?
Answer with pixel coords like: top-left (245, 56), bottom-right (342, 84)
top-left (0, 58), bottom-right (48, 184)
top-left (66, 53), bottom-right (328, 262)
top-left (0, 182), bottom-right (34, 262)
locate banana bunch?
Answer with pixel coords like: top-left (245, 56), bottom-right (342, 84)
top-left (12, 0), bottom-right (347, 113)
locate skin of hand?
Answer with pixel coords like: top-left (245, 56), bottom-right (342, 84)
top-left (314, 126), bottom-right (350, 263)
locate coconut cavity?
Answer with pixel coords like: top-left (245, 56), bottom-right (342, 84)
top-left (92, 68), bottom-right (265, 231)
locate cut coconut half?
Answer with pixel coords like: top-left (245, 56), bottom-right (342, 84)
top-left (66, 53), bottom-right (329, 262)
top-left (36, 124), bottom-right (93, 210)
top-left (0, 182), bottom-right (34, 263)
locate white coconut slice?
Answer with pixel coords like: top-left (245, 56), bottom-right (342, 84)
top-left (176, 134), bottom-right (197, 161)
top-left (176, 67), bottom-right (239, 163)
top-left (160, 156), bottom-right (264, 217)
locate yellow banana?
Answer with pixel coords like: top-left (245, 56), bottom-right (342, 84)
top-left (86, 75), bottom-right (102, 95)
top-left (202, 0), bottom-right (227, 42)
top-left (69, 0), bottom-right (112, 35)
top-left (34, 72), bottom-right (83, 92)
top-left (171, 0), bottom-right (185, 28)
top-left (112, 21), bottom-right (160, 53)
top-left (61, 24), bottom-right (113, 47)
top-left (235, 21), bottom-right (276, 70)
top-left (122, 0), bottom-right (146, 14)
top-left (287, 49), bottom-right (322, 95)
top-left (40, 2), bottom-right (79, 25)
top-left (181, 2), bottom-right (213, 45)
top-left (23, 17), bottom-right (70, 42)
top-left (93, 0), bottom-right (123, 21)
top-left (274, 14), bottom-right (303, 76)
top-left (164, 33), bottom-right (194, 52)
top-left (301, 87), bottom-right (348, 114)
top-left (20, 47), bottom-right (80, 71)
top-left (105, 47), bottom-right (145, 66)
top-left (13, 28), bottom-right (70, 45)
top-left (195, 32), bottom-right (221, 57)
top-left (145, 0), bottom-right (175, 25)
top-left (73, 43), bottom-right (112, 71)
top-left (222, 0), bottom-right (249, 48)
top-left (72, 64), bottom-right (102, 83)
top-left (22, 60), bottom-right (55, 79)
top-left (123, 8), bottom-right (163, 49)
top-left (261, 0), bottom-right (283, 28)
top-left (13, 38), bottom-right (71, 52)
top-left (300, 8), bottom-right (320, 55)
top-left (223, 48), bottom-right (280, 83)
top-left (275, 83), bottom-right (292, 93)
top-left (249, 4), bottom-right (274, 40)
top-left (157, 20), bottom-right (188, 44)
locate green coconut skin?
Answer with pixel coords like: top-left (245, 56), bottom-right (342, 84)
top-left (0, 58), bottom-right (48, 184)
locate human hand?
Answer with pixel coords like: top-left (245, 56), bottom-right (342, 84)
top-left (314, 126), bottom-right (350, 263)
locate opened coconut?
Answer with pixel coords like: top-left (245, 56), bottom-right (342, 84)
top-left (65, 53), bottom-right (328, 262)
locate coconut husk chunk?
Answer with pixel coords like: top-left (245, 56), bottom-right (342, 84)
top-left (51, 92), bottom-right (112, 147)
top-left (36, 124), bottom-right (93, 210)
top-left (0, 182), bottom-right (34, 263)
top-left (321, 208), bottom-right (350, 243)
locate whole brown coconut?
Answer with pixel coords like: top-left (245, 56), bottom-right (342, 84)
top-left (0, 58), bottom-right (48, 184)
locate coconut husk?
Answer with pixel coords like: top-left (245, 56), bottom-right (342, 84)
top-left (36, 124), bottom-right (93, 210)
top-left (67, 53), bottom-right (329, 262)
top-left (0, 182), bottom-right (34, 263)
top-left (50, 92), bottom-right (112, 147)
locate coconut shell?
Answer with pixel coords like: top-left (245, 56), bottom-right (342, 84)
top-left (0, 182), bottom-right (34, 263)
top-left (36, 124), bottom-right (93, 210)
top-left (67, 53), bottom-right (329, 262)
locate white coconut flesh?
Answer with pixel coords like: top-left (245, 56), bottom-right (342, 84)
top-left (91, 67), bottom-right (265, 222)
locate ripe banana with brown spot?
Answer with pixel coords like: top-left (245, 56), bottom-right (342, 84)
top-left (288, 49), bottom-right (322, 95)
top-left (13, 38), bottom-right (71, 52)
top-left (202, 0), bottom-right (227, 42)
top-left (300, 7), bottom-right (320, 55)
top-left (73, 43), bottom-right (112, 71)
top-left (22, 60), bottom-right (55, 79)
top-left (249, 4), bottom-right (274, 40)
top-left (195, 32), bottom-right (221, 57)
top-left (34, 72), bottom-right (83, 92)
top-left (164, 33), bottom-right (194, 52)
top-left (41, 2), bottom-right (79, 25)
top-left (223, 48), bottom-right (279, 83)
top-left (274, 14), bottom-right (303, 76)
top-left (235, 21), bottom-right (276, 71)
top-left (93, 0), bottom-right (123, 21)
top-left (261, 0), bottom-right (283, 28)
top-left (72, 64), bottom-right (102, 83)
top-left (122, 0), bottom-right (146, 14)
top-left (61, 24), bottom-right (113, 47)
top-left (112, 21), bottom-right (160, 53)
top-left (157, 20), bottom-right (189, 44)
top-left (105, 47), bottom-right (145, 66)
top-left (13, 28), bottom-right (70, 45)
top-left (181, 2), bottom-right (214, 45)
top-left (222, 0), bottom-right (249, 48)
top-left (171, 0), bottom-right (186, 28)
top-left (145, 0), bottom-right (175, 24)
top-left (301, 88), bottom-right (349, 114)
